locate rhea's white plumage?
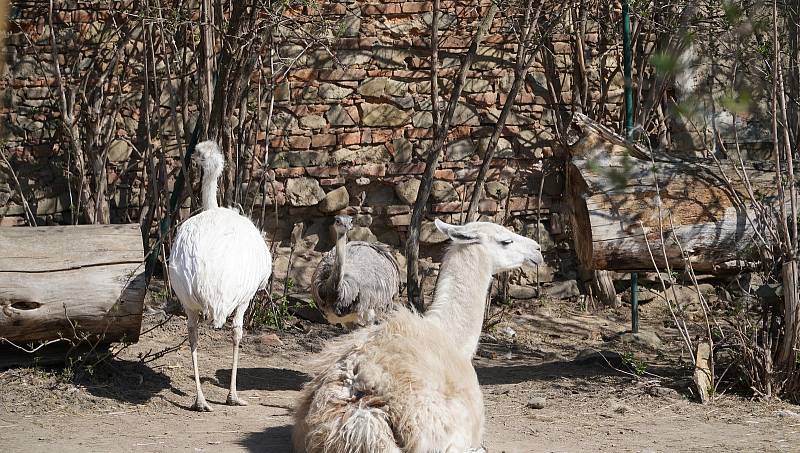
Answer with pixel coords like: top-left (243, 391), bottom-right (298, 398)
top-left (167, 140), bottom-right (272, 411)
top-left (169, 208), bottom-right (271, 328)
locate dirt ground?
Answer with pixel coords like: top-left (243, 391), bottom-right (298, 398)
top-left (2, 297), bottom-right (800, 453)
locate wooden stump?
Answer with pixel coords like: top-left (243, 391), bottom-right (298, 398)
top-left (0, 224), bottom-right (146, 344)
top-left (693, 341), bottom-right (713, 403)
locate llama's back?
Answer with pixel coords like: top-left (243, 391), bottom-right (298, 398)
top-left (169, 207), bottom-right (271, 327)
top-left (293, 308), bottom-right (484, 452)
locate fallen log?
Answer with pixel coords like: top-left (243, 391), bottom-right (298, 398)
top-left (0, 224), bottom-right (146, 345)
top-left (567, 114), bottom-right (777, 274)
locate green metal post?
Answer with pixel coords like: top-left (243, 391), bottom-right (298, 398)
top-left (631, 270), bottom-right (639, 333)
top-left (622, 0), bottom-right (638, 333)
top-left (623, 0), bottom-right (634, 136)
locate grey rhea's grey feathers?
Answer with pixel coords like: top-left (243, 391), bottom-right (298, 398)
top-left (312, 240), bottom-right (400, 325)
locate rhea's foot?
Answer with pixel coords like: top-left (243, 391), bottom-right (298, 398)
top-left (191, 395), bottom-right (213, 412)
top-left (226, 392), bottom-right (249, 406)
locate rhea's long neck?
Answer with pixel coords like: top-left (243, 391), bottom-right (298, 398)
top-left (425, 244), bottom-right (493, 361)
top-left (201, 169), bottom-right (221, 211)
top-left (332, 231), bottom-right (348, 283)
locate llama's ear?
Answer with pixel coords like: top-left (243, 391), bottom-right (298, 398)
top-left (435, 219), bottom-right (479, 243)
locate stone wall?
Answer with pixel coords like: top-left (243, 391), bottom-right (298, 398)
top-left (1, 0), bottom-right (624, 294)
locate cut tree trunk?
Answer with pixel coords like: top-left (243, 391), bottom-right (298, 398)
top-left (0, 224), bottom-right (146, 344)
top-left (567, 116), bottom-right (778, 274)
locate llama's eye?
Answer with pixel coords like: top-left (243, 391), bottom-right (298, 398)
top-left (500, 239), bottom-right (514, 246)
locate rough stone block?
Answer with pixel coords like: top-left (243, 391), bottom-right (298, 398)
top-left (394, 178), bottom-right (420, 205)
top-left (430, 180), bottom-right (458, 202)
top-left (431, 202), bottom-right (463, 213)
top-left (434, 169), bottom-right (455, 181)
top-left (477, 136), bottom-right (514, 159)
top-left (286, 177), bottom-right (326, 207)
top-left (326, 104), bottom-right (358, 127)
top-left (485, 181), bottom-right (509, 200)
top-left (270, 150), bottom-right (326, 168)
top-left (288, 135), bottom-right (312, 150)
top-left (311, 134), bottom-right (337, 148)
top-left (420, 220), bottom-right (448, 244)
top-left (107, 140), bottom-right (132, 162)
top-left (300, 114), bottom-right (327, 130)
top-left (360, 103), bottom-right (411, 127)
top-left (412, 111), bottom-right (434, 129)
top-left (341, 164), bottom-right (386, 177)
top-left (388, 162), bottom-right (426, 175)
top-left (274, 167), bottom-right (306, 178)
top-left (338, 132), bottom-right (361, 146)
top-left (319, 83), bottom-right (353, 100)
top-left (319, 69), bottom-right (367, 81)
top-left (390, 138), bottom-right (413, 163)
top-left (373, 48), bottom-right (415, 69)
top-left (334, 145), bottom-right (390, 164)
top-left (318, 186), bottom-right (350, 213)
top-left (385, 205), bottom-right (411, 215)
top-left (464, 78), bottom-right (491, 93)
top-left (306, 166), bottom-right (340, 177)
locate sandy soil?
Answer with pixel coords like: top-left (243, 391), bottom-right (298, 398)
top-left (2, 298), bottom-right (800, 453)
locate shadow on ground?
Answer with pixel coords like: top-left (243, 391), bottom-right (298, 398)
top-left (239, 424), bottom-right (293, 452)
top-left (215, 367), bottom-right (309, 391)
top-left (476, 355), bottom-right (626, 386)
top-left (76, 358), bottom-right (173, 404)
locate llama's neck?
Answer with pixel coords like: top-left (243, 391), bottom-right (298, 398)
top-left (332, 231), bottom-right (348, 283)
top-left (425, 245), bottom-right (493, 361)
top-left (201, 169), bottom-right (221, 211)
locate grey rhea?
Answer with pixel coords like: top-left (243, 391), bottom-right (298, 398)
top-left (311, 215), bottom-right (401, 326)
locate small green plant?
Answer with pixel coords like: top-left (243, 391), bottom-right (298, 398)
top-left (623, 351), bottom-right (648, 376)
top-left (249, 277), bottom-right (316, 330)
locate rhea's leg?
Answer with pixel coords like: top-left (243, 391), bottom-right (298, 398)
top-left (188, 312), bottom-right (212, 412)
top-left (226, 304), bottom-right (248, 406)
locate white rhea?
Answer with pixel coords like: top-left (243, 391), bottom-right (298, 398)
top-left (311, 215), bottom-right (401, 326)
top-left (168, 140), bottom-right (272, 412)
top-left (293, 219), bottom-right (544, 452)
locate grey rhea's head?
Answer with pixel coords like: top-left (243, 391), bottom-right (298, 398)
top-left (333, 215), bottom-right (354, 234)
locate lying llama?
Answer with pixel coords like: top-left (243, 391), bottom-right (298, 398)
top-left (311, 214), bottom-right (401, 326)
top-left (293, 219), bottom-right (544, 452)
top-left (168, 141), bottom-right (272, 411)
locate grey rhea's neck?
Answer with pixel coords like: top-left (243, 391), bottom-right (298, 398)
top-left (331, 231), bottom-right (348, 284)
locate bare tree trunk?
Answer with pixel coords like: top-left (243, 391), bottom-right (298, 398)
top-left (778, 260), bottom-right (800, 366)
top-left (199, 0), bottom-right (215, 139)
top-left (465, 0), bottom-right (543, 223)
top-left (406, 3), bottom-right (499, 311)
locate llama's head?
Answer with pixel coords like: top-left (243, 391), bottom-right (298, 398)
top-left (333, 215), bottom-right (354, 237)
top-left (193, 140), bottom-right (225, 177)
top-left (435, 219), bottom-right (544, 274)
